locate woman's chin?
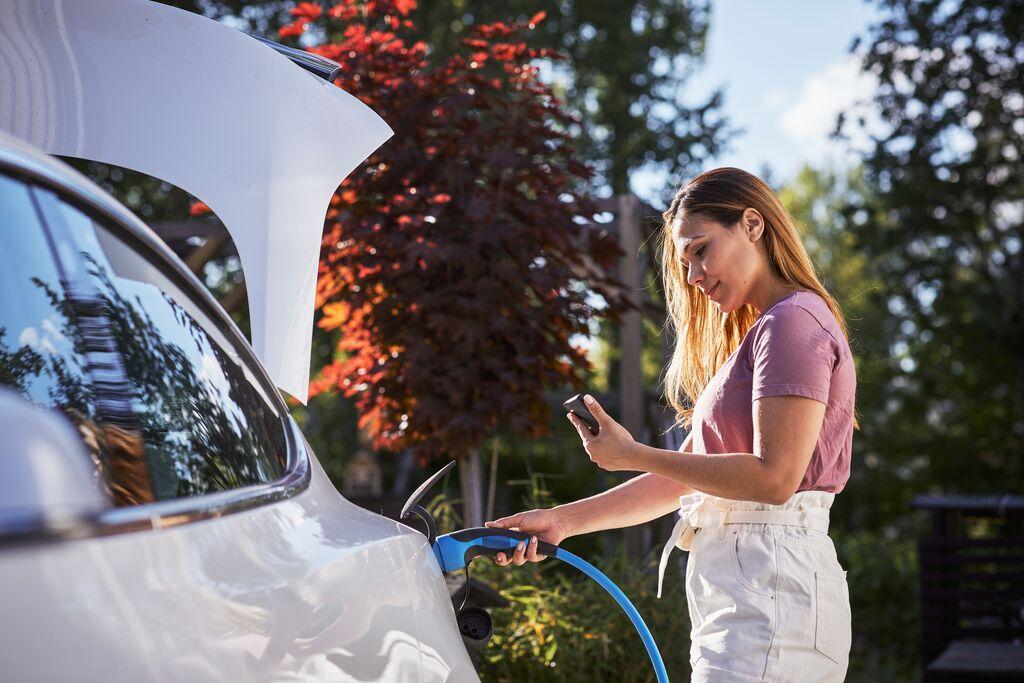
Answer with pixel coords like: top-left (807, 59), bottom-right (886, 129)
top-left (715, 298), bottom-right (737, 313)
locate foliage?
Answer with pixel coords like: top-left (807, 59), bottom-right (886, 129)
top-left (778, 165), bottom-right (910, 533)
top-left (0, 328), bottom-right (45, 394)
top-left (835, 0), bottom-right (1024, 503)
top-left (835, 531), bottom-right (921, 682)
top-left (58, 159), bottom-right (192, 223)
top-left (139, 0), bottom-right (735, 475)
top-left (159, 0), bottom-right (736, 197)
top-left (269, 0), bottom-right (627, 464)
top-left (471, 544), bottom-right (691, 682)
top-left (406, 0), bottom-right (736, 194)
top-left (288, 384), bottom-right (363, 483)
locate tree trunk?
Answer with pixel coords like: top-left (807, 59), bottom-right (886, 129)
top-left (459, 449), bottom-right (484, 528)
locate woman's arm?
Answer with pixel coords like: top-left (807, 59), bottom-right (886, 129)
top-left (570, 394), bottom-right (825, 505)
top-left (636, 396), bottom-right (824, 503)
top-left (555, 435), bottom-right (695, 537)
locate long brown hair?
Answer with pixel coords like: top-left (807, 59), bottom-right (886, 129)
top-left (659, 167), bottom-right (853, 427)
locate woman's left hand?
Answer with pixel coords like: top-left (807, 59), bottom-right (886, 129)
top-left (567, 395), bottom-right (641, 472)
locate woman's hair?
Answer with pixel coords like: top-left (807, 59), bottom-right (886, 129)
top-left (659, 167), bottom-right (853, 428)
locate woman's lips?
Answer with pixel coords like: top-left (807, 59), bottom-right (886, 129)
top-left (707, 283), bottom-right (720, 299)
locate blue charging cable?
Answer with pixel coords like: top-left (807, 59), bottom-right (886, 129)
top-left (433, 527), bottom-right (670, 683)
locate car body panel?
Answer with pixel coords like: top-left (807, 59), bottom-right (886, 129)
top-left (0, 429), bottom-right (477, 682)
top-left (0, 132), bottom-right (478, 680)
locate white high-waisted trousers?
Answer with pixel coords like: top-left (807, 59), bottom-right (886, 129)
top-left (657, 491), bottom-right (851, 682)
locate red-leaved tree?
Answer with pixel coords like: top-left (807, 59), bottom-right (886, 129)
top-left (279, 0), bottom-right (627, 522)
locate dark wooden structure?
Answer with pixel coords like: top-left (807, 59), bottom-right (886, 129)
top-left (913, 495), bottom-right (1024, 681)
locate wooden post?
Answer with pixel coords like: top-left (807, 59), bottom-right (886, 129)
top-left (618, 193), bottom-right (644, 444)
top-left (485, 439), bottom-right (499, 523)
top-left (459, 449), bottom-right (484, 528)
top-left (617, 193), bottom-right (648, 558)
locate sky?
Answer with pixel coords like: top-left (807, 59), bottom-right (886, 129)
top-left (632, 0), bottom-right (888, 201)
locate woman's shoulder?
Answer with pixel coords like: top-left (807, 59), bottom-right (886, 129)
top-left (761, 290), bottom-right (843, 342)
top-left (746, 290), bottom-right (857, 387)
top-left (744, 290), bottom-right (853, 369)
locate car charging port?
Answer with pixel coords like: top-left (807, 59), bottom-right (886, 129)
top-left (456, 606), bottom-right (493, 649)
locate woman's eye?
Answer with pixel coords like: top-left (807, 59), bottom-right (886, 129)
top-left (696, 245), bottom-right (706, 258)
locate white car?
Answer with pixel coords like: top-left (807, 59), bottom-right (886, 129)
top-left (0, 128), bottom-right (478, 680)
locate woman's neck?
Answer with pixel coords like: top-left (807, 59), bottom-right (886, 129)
top-left (748, 277), bottom-right (800, 315)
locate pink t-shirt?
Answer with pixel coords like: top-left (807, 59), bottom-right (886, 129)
top-left (690, 290), bottom-right (856, 493)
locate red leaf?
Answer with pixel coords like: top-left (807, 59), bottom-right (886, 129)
top-left (291, 2), bottom-right (323, 20)
top-left (528, 11), bottom-right (546, 28)
top-left (278, 21), bottom-right (307, 38)
top-left (394, 0), bottom-right (417, 16)
top-left (328, 3), bottom-right (359, 20)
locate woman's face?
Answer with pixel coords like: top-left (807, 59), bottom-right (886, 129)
top-left (672, 208), bottom-right (767, 313)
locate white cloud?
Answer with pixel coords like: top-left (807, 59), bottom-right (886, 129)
top-left (17, 315), bottom-right (67, 355)
top-left (778, 55), bottom-right (887, 164)
top-left (18, 327), bottom-right (39, 348)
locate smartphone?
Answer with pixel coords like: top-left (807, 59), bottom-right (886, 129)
top-left (562, 394), bottom-right (599, 435)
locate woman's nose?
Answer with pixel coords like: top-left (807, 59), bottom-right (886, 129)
top-left (687, 263), bottom-right (704, 287)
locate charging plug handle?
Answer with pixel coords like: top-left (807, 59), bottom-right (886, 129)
top-left (440, 528), bottom-right (558, 570)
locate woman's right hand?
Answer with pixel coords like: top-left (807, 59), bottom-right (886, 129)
top-left (484, 508), bottom-right (571, 567)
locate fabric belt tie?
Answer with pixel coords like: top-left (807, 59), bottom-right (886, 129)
top-left (656, 492), bottom-right (831, 598)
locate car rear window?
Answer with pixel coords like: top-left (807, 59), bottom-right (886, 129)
top-left (36, 188), bottom-right (288, 503)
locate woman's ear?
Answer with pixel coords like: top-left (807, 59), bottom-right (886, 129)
top-left (743, 208), bottom-right (766, 242)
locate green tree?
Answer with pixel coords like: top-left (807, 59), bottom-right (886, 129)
top-left (407, 0), bottom-right (736, 194)
top-left (837, 0), bottom-right (1023, 503)
top-left (782, 165), bottom-right (926, 677)
top-left (158, 0), bottom-right (737, 196)
top-left (778, 164), bottom-right (906, 532)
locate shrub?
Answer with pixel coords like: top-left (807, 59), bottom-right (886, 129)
top-left (427, 486), bottom-right (691, 680)
top-left (472, 550), bottom-right (692, 682)
top-left (836, 531), bottom-right (921, 682)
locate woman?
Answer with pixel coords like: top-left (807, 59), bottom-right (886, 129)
top-left (486, 167), bottom-right (856, 682)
